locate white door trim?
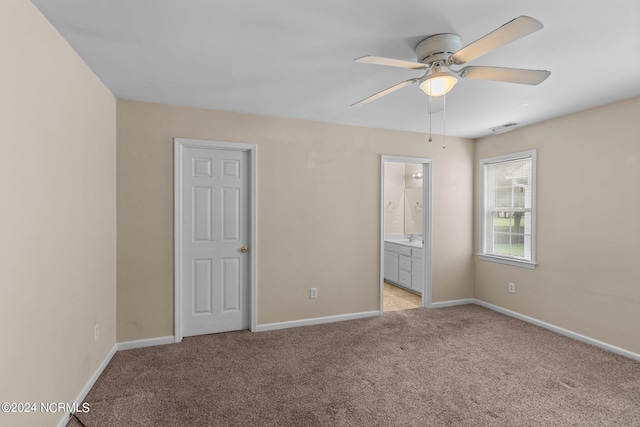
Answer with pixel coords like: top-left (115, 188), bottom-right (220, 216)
top-left (174, 138), bottom-right (258, 342)
top-left (380, 155), bottom-right (433, 310)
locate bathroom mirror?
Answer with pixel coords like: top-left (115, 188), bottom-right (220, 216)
top-left (383, 161), bottom-right (424, 238)
top-left (404, 188), bottom-right (423, 235)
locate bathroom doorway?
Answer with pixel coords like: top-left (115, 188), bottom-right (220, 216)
top-left (380, 156), bottom-right (432, 312)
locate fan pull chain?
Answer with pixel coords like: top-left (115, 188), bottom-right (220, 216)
top-left (442, 94), bottom-right (446, 149)
top-left (428, 95), bottom-right (432, 142)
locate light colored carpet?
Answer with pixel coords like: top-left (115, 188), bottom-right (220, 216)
top-left (69, 305), bottom-right (640, 426)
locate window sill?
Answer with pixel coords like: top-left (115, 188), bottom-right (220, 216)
top-left (477, 254), bottom-right (537, 270)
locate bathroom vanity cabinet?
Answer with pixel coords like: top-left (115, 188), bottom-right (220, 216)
top-left (384, 242), bottom-right (423, 294)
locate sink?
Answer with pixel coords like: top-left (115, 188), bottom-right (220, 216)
top-left (385, 238), bottom-right (423, 248)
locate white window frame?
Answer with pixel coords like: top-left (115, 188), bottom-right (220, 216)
top-left (478, 149), bottom-right (537, 269)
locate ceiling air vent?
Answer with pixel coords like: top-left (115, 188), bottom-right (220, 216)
top-left (489, 123), bottom-right (519, 134)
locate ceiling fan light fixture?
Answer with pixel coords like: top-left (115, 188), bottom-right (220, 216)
top-left (352, 16), bottom-right (549, 109)
top-left (419, 67), bottom-right (458, 97)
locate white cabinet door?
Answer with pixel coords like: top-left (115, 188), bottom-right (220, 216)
top-left (411, 260), bottom-right (424, 292)
top-left (411, 247), bottom-right (424, 293)
top-left (384, 251), bottom-right (399, 283)
top-left (399, 254), bottom-right (412, 272)
top-left (384, 243), bottom-right (399, 283)
top-left (399, 270), bottom-right (412, 287)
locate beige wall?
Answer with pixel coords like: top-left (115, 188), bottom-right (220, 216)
top-left (117, 100), bottom-right (475, 341)
top-left (474, 96), bottom-right (640, 354)
top-left (0, 1), bottom-right (116, 426)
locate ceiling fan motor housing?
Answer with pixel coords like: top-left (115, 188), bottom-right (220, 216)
top-left (415, 33), bottom-right (463, 64)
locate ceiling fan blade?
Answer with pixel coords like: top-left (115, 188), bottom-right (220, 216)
top-left (459, 66), bottom-right (550, 85)
top-left (451, 16), bottom-right (544, 64)
top-left (354, 55), bottom-right (426, 70)
top-left (351, 78), bottom-right (419, 107)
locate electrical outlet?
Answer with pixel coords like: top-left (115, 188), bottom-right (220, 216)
top-left (94, 323), bottom-right (99, 341)
top-left (393, 221), bottom-right (398, 228)
top-left (310, 288), bottom-right (317, 299)
top-left (508, 283), bottom-right (515, 293)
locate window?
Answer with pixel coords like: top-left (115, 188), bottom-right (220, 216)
top-left (479, 150), bottom-right (536, 269)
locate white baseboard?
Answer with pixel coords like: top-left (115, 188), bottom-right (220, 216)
top-left (56, 335), bottom-right (175, 426)
top-left (473, 299), bottom-right (640, 362)
top-left (254, 310), bottom-right (381, 332)
top-left (57, 343), bottom-right (117, 427)
top-left (430, 298), bottom-right (475, 308)
top-left (116, 335), bottom-right (175, 351)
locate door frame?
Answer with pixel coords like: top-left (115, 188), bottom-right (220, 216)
top-left (174, 138), bottom-right (258, 343)
top-left (380, 155), bottom-right (433, 310)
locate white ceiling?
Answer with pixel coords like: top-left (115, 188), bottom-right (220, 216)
top-left (32, 0), bottom-right (640, 139)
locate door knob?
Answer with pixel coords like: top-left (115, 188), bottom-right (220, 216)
top-left (241, 246), bottom-right (248, 253)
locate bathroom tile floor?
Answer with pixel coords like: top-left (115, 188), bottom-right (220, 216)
top-left (383, 282), bottom-right (422, 312)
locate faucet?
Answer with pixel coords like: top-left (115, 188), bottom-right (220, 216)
top-left (406, 234), bottom-right (414, 242)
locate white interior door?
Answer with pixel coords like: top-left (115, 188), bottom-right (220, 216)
top-left (180, 145), bottom-right (250, 336)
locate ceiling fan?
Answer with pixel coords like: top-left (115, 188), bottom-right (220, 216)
top-left (352, 16), bottom-right (550, 107)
